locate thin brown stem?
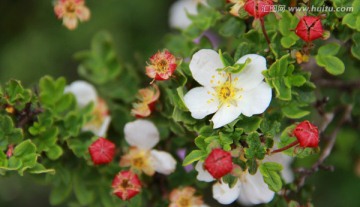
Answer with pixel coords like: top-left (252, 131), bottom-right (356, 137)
top-left (259, 18), bottom-right (271, 47)
top-left (271, 140), bottom-right (299, 154)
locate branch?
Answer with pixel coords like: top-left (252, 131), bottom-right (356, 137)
top-left (295, 105), bottom-right (353, 188)
top-left (314, 79), bottom-right (360, 90)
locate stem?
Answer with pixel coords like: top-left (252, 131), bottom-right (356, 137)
top-left (259, 18), bottom-right (271, 47)
top-left (271, 140), bottom-right (299, 154)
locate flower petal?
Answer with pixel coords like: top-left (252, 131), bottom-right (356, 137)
top-left (184, 87), bottom-right (219, 119)
top-left (76, 6), bottom-right (90, 21)
top-left (124, 120), bottom-right (160, 150)
top-left (211, 104), bottom-right (242, 129)
top-left (150, 150), bottom-right (177, 175)
top-left (97, 115), bottom-right (111, 137)
top-left (189, 49), bottom-right (226, 87)
top-left (233, 54), bottom-right (267, 91)
top-left (63, 15), bottom-right (78, 30)
top-left (195, 161), bottom-right (215, 182)
top-left (212, 179), bottom-right (241, 205)
top-left (237, 171), bottom-right (275, 205)
top-left (65, 80), bottom-right (98, 107)
top-left (239, 82), bottom-right (272, 117)
top-left (169, 0), bottom-right (198, 29)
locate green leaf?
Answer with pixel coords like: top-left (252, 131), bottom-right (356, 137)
top-left (237, 116), bottom-right (263, 133)
top-left (183, 150), bottom-right (205, 166)
top-left (0, 115), bottom-right (24, 148)
top-left (278, 11), bottom-right (299, 48)
top-left (317, 43), bottom-right (341, 56)
top-left (263, 55), bottom-right (293, 101)
top-left (351, 33), bottom-right (360, 60)
top-left (315, 55), bottom-right (345, 75)
top-left (342, 0), bottom-right (360, 31)
top-left (219, 17), bottom-right (245, 38)
top-left (28, 163), bottom-right (55, 175)
top-left (219, 50), bottom-right (235, 67)
top-left (39, 76), bottom-right (67, 107)
top-left (222, 174), bottom-right (239, 188)
top-left (259, 162), bottom-right (283, 192)
top-left (50, 182), bottom-right (73, 206)
top-left (246, 158), bottom-right (258, 175)
top-left (73, 173), bottom-right (95, 205)
top-left (282, 105), bottom-right (310, 119)
top-left (46, 145), bottom-right (63, 160)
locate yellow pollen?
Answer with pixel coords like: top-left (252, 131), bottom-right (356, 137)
top-left (215, 80), bottom-right (238, 107)
top-left (132, 156), bottom-right (145, 168)
top-left (155, 59), bottom-right (168, 73)
top-left (177, 197), bottom-right (191, 207)
top-left (65, 2), bottom-right (76, 13)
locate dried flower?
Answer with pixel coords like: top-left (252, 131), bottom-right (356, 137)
top-left (204, 149), bottom-right (233, 179)
top-left (131, 84), bottom-right (160, 118)
top-left (169, 186), bottom-right (208, 207)
top-left (112, 170), bottom-right (141, 200)
top-left (293, 120), bottom-right (319, 148)
top-left (54, 0), bottom-right (90, 30)
top-left (295, 16), bottom-right (324, 42)
top-left (88, 137), bottom-right (115, 165)
top-left (146, 50), bottom-right (177, 81)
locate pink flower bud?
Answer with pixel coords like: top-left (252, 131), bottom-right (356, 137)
top-left (295, 16), bottom-right (324, 42)
top-left (146, 50), bottom-right (177, 81)
top-left (88, 137), bottom-right (115, 165)
top-left (244, 0), bottom-right (273, 19)
top-left (204, 148), bottom-right (233, 179)
top-left (293, 121), bottom-right (319, 148)
top-left (112, 170), bottom-right (142, 200)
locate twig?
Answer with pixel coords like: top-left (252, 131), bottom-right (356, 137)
top-left (296, 105), bottom-right (353, 188)
top-left (259, 18), bottom-right (271, 47)
top-left (314, 79), bottom-right (360, 90)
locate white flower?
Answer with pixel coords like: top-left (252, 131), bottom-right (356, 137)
top-left (120, 120), bottom-right (177, 176)
top-left (65, 80), bottom-right (111, 137)
top-left (195, 152), bottom-right (293, 206)
top-left (169, 0), bottom-right (207, 30)
top-left (184, 49), bottom-right (272, 129)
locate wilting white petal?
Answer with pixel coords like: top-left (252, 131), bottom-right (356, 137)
top-left (65, 80), bottom-right (97, 107)
top-left (124, 119), bottom-right (160, 150)
top-left (189, 49), bottom-right (226, 87)
top-left (184, 87), bottom-right (219, 119)
top-left (211, 103), bottom-right (242, 129)
top-left (151, 150), bottom-right (177, 175)
top-left (239, 82), bottom-right (272, 117)
top-left (96, 116), bottom-right (111, 137)
top-left (237, 171), bottom-right (275, 206)
top-left (195, 161), bottom-right (215, 182)
top-left (169, 0), bottom-right (197, 29)
top-left (212, 179), bottom-right (241, 205)
top-left (233, 54), bottom-right (267, 91)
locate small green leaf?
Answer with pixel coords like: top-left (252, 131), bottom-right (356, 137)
top-left (315, 55), bottom-right (345, 75)
top-left (183, 150), bottom-right (205, 166)
top-left (219, 50), bottom-right (235, 67)
top-left (259, 162), bottom-right (283, 192)
top-left (282, 105), bottom-right (310, 119)
top-left (46, 145), bottom-right (63, 160)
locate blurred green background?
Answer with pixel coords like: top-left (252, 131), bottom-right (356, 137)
top-left (1, 0), bottom-right (360, 207)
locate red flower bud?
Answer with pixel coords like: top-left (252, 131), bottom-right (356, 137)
top-left (244, 0), bottom-right (273, 19)
top-left (295, 16), bottom-right (324, 42)
top-left (112, 170), bottom-right (142, 200)
top-left (88, 137), bottom-right (115, 165)
top-left (204, 148), bottom-right (233, 179)
top-left (293, 121), bottom-right (319, 148)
